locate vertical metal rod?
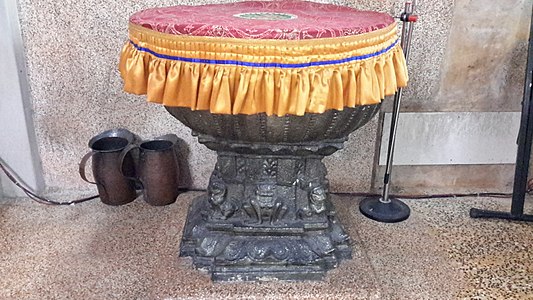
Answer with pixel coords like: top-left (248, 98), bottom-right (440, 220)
top-left (381, 1), bottom-right (416, 203)
top-left (468, 7), bottom-right (533, 222)
top-left (511, 8), bottom-right (533, 216)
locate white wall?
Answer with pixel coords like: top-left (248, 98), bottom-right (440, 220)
top-left (380, 112), bottom-right (520, 166)
top-left (0, 0), bottom-right (43, 197)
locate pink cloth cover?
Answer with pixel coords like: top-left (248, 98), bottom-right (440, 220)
top-left (130, 0), bottom-right (394, 40)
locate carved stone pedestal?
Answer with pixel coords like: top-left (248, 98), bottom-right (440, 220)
top-left (166, 105), bottom-right (380, 281)
top-left (179, 137), bottom-right (352, 281)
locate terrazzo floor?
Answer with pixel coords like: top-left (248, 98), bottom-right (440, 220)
top-left (0, 192), bottom-right (532, 299)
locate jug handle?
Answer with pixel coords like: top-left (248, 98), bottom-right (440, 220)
top-left (119, 144), bottom-right (139, 182)
top-left (79, 151), bottom-right (97, 184)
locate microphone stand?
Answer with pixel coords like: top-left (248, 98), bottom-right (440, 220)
top-left (359, 0), bottom-right (418, 223)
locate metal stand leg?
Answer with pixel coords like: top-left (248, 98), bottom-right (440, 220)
top-left (359, 1), bottom-right (417, 223)
top-left (470, 7), bottom-right (533, 222)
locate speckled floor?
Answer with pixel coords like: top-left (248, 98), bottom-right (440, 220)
top-left (0, 192), bottom-right (532, 299)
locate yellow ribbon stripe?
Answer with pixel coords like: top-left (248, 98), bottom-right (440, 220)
top-left (120, 22), bottom-right (408, 116)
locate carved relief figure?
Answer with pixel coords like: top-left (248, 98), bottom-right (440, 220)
top-left (299, 182), bottom-right (328, 218)
top-left (309, 185), bottom-right (327, 214)
top-left (245, 184), bottom-right (287, 224)
top-left (207, 175), bottom-right (235, 220)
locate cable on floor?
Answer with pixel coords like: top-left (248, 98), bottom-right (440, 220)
top-left (0, 156), bottom-right (523, 206)
top-left (335, 191), bottom-right (513, 199)
top-left (0, 158), bottom-right (98, 205)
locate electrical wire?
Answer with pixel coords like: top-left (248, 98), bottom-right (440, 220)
top-left (0, 156), bottom-right (523, 206)
top-left (339, 176), bottom-right (533, 200)
top-left (335, 191), bottom-right (513, 199)
top-left (0, 158), bottom-right (98, 205)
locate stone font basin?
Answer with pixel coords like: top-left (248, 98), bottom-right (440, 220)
top-left (120, 1), bottom-right (408, 281)
top-left (166, 105), bottom-right (380, 145)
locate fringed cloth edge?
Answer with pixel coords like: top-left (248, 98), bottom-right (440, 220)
top-left (119, 23), bottom-right (408, 116)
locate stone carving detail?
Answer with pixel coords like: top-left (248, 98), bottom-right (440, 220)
top-left (236, 158), bottom-right (247, 181)
top-left (179, 138), bottom-right (352, 281)
top-left (299, 182), bottom-right (328, 218)
top-left (262, 158), bottom-right (278, 177)
top-left (243, 184), bottom-right (288, 224)
top-left (207, 172), bottom-right (236, 220)
top-left (202, 153), bottom-right (335, 223)
top-left (166, 103), bottom-right (381, 281)
top-left (295, 159), bottom-right (305, 177)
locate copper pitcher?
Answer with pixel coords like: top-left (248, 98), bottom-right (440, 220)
top-left (121, 134), bottom-right (180, 206)
top-left (79, 129), bottom-right (137, 205)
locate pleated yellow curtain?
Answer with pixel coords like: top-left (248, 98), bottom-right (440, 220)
top-left (119, 23), bottom-right (408, 116)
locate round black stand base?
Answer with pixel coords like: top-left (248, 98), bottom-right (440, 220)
top-left (359, 197), bottom-right (410, 223)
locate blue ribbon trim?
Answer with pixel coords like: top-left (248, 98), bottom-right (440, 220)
top-left (129, 38), bottom-right (399, 68)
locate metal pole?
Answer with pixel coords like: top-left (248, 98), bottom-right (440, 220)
top-left (510, 7), bottom-right (533, 216)
top-left (381, 1), bottom-right (416, 204)
top-left (359, 1), bottom-right (417, 223)
top-left (470, 5), bottom-right (533, 222)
